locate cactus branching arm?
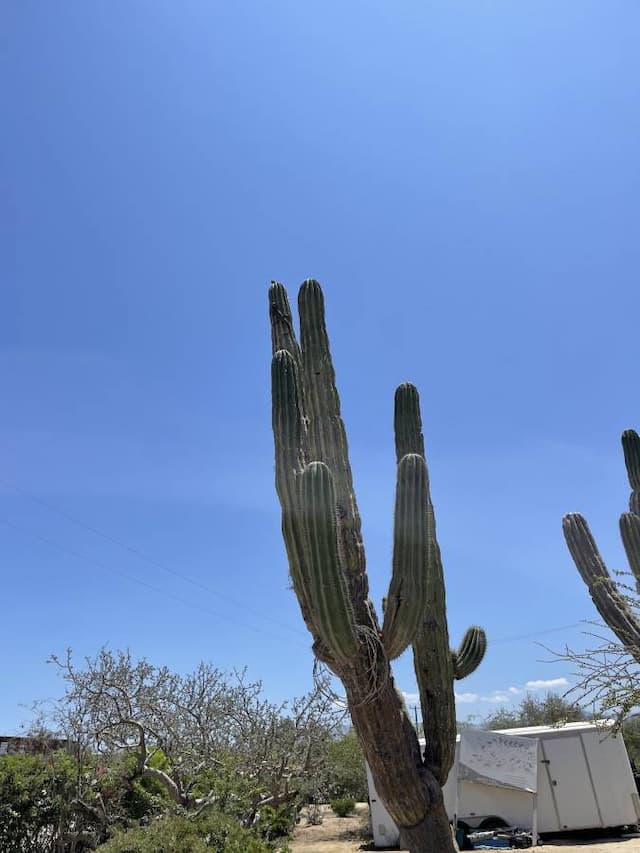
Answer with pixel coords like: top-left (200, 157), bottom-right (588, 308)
top-left (392, 382), bottom-right (486, 784)
top-left (623, 429), bottom-right (640, 515)
top-left (620, 512), bottom-right (640, 595)
top-left (452, 626), bottom-right (487, 680)
top-left (563, 512), bottom-right (640, 654)
top-left (299, 461), bottom-right (358, 663)
top-left (382, 453), bottom-right (433, 660)
top-left (564, 427), bottom-right (640, 662)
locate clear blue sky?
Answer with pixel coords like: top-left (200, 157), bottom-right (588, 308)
top-left (2, 2), bottom-right (639, 732)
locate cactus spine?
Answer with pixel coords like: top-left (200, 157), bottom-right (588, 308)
top-left (269, 280), bottom-right (487, 853)
top-left (564, 429), bottom-right (640, 657)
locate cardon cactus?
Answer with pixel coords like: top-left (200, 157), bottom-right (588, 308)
top-left (269, 280), bottom-right (487, 853)
top-left (564, 429), bottom-right (640, 657)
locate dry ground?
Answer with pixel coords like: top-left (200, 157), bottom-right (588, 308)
top-left (289, 804), bottom-right (371, 853)
top-left (289, 805), bottom-right (640, 853)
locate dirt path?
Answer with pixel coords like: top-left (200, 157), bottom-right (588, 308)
top-left (289, 805), bottom-right (640, 853)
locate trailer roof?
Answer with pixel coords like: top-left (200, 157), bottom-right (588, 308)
top-left (491, 720), bottom-right (614, 737)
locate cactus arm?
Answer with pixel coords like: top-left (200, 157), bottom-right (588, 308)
top-left (623, 430), bottom-right (640, 490)
top-left (394, 382), bottom-right (488, 781)
top-left (622, 430), bottom-right (640, 514)
top-left (299, 462), bottom-right (358, 663)
top-left (563, 513), bottom-right (640, 653)
top-left (452, 626), bottom-right (488, 680)
top-left (269, 281), bottom-right (302, 362)
top-left (271, 349), bottom-right (316, 633)
top-left (297, 280), bottom-right (342, 465)
top-left (382, 453), bottom-right (432, 660)
top-left (395, 382), bottom-right (426, 459)
top-left (393, 385), bottom-right (455, 782)
top-left (620, 512), bottom-right (640, 596)
top-left (298, 279), bottom-right (370, 613)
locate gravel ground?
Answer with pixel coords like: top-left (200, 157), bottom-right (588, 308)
top-left (289, 805), bottom-right (640, 853)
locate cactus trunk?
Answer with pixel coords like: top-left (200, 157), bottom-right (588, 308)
top-left (268, 280), bottom-right (486, 853)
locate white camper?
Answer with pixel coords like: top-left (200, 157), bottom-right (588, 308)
top-left (367, 721), bottom-right (640, 848)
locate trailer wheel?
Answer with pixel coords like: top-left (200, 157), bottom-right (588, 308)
top-left (478, 816), bottom-right (508, 831)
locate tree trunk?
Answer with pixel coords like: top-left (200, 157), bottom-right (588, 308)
top-left (344, 668), bottom-right (457, 853)
top-left (399, 795), bottom-right (457, 853)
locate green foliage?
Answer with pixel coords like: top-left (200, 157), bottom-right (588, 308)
top-left (121, 779), bottom-right (165, 821)
top-left (0, 751), bottom-right (78, 853)
top-left (257, 804), bottom-right (297, 840)
top-left (325, 730), bottom-right (367, 801)
top-left (329, 797), bottom-right (356, 817)
top-left (622, 716), bottom-right (640, 768)
top-left (483, 692), bottom-right (588, 730)
top-left (100, 810), bottom-right (286, 853)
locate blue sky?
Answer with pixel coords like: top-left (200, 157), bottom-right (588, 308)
top-left (2, 2), bottom-right (639, 732)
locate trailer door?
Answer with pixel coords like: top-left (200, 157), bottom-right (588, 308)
top-left (543, 736), bottom-right (600, 830)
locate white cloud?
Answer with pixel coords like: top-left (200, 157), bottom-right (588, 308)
top-left (524, 678), bottom-right (568, 690)
top-left (402, 677), bottom-right (571, 712)
top-left (455, 692), bottom-right (479, 703)
top-left (481, 692), bottom-right (511, 704)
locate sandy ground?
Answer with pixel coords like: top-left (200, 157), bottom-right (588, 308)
top-left (289, 804), bottom-right (371, 852)
top-left (289, 805), bottom-right (640, 853)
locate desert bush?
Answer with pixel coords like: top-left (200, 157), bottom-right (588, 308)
top-left (305, 802), bottom-right (323, 825)
top-left (257, 803), bottom-right (298, 840)
top-left (0, 751), bottom-right (81, 853)
top-left (100, 809), bottom-right (289, 853)
top-left (329, 797), bottom-right (356, 817)
top-left (326, 730), bottom-right (367, 801)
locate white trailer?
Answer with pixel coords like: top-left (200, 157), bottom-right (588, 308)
top-left (367, 721), bottom-right (640, 848)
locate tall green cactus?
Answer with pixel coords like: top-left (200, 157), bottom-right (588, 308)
top-left (269, 280), bottom-right (487, 853)
top-left (564, 429), bottom-right (640, 658)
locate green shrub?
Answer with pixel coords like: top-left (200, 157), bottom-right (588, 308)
top-left (257, 804), bottom-right (297, 839)
top-left (0, 751), bottom-right (79, 853)
top-left (100, 809), bottom-right (287, 853)
top-left (326, 730), bottom-right (368, 801)
top-left (329, 797), bottom-right (356, 817)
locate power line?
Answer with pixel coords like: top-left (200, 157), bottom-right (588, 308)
top-left (491, 623), bottom-right (585, 645)
top-left (0, 476), bottom-right (304, 638)
top-left (0, 479), bottom-right (589, 652)
top-left (0, 517), bottom-right (303, 648)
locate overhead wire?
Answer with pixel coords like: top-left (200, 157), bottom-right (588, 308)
top-left (0, 476), bottom-right (305, 638)
top-left (0, 477), bottom-right (588, 650)
top-left (491, 622), bottom-right (585, 645)
top-left (0, 517), bottom-right (301, 648)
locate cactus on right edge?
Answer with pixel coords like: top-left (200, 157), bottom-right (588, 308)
top-left (564, 429), bottom-right (640, 657)
top-left (269, 280), bottom-right (487, 853)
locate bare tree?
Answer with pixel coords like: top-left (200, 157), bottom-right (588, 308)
top-left (47, 648), bottom-right (344, 827)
